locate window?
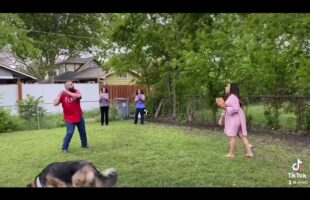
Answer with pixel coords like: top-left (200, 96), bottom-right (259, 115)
top-left (119, 72), bottom-right (127, 78)
top-left (59, 67), bottom-right (65, 74)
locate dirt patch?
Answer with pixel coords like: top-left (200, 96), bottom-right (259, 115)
top-left (148, 118), bottom-right (310, 148)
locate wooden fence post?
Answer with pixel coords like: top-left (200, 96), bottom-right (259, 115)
top-left (17, 78), bottom-right (23, 116)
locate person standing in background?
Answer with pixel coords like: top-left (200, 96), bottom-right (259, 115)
top-left (99, 87), bottom-right (109, 126)
top-left (134, 88), bottom-right (145, 125)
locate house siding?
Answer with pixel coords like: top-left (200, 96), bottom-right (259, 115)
top-left (0, 68), bottom-right (13, 79)
top-left (79, 61), bottom-right (99, 71)
top-left (104, 72), bottom-right (138, 85)
top-left (67, 64), bottom-right (81, 72)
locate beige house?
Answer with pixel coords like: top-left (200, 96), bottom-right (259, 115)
top-left (102, 70), bottom-right (140, 85)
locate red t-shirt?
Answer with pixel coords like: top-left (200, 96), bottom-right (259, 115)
top-left (60, 90), bottom-right (83, 123)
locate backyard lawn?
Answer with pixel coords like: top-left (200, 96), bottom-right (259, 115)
top-left (0, 121), bottom-right (309, 187)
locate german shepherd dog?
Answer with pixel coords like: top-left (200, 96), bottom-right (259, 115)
top-left (27, 160), bottom-right (117, 187)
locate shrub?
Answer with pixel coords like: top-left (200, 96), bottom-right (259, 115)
top-left (294, 103), bottom-right (310, 134)
top-left (17, 95), bottom-right (47, 121)
top-left (0, 108), bottom-right (15, 133)
top-left (130, 103), bottom-right (136, 116)
top-left (264, 103), bottom-right (281, 130)
top-left (245, 112), bottom-right (253, 129)
top-left (109, 106), bottom-right (119, 121)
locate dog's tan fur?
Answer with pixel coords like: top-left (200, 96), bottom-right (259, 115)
top-left (72, 166), bottom-right (96, 187)
top-left (27, 161), bottom-right (117, 188)
top-left (46, 175), bottom-right (67, 187)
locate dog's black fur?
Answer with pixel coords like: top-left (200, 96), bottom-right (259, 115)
top-left (27, 160), bottom-right (117, 187)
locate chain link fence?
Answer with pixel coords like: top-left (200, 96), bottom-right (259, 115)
top-left (1, 95), bottom-right (309, 134)
top-left (0, 100), bottom-right (136, 133)
top-left (148, 95), bottom-right (310, 134)
top-left (245, 95), bottom-right (310, 134)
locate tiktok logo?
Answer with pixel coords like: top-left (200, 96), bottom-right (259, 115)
top-left (288, 159), bottom-right (307, 185)
top-left (292, 159), bottom-right (303, 172)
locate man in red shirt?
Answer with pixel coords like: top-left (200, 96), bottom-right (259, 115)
top-left (53, 81), bottom-right (88, 154)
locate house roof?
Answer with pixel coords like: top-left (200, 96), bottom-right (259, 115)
top-left (104, 69), bottom-right (140, 78)
top-left (0, 62), bottom-right (37, 80)
top-left (74, 67), bottom-right (104, 80)
top-left (55, 71), bottom-right (82, 81)
top-left (39, 67), bottom-right (104, 83)
top-left (56, 57), bottom-right (94, 65)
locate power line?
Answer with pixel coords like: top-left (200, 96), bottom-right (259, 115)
top-left (16, 29), bottom-right (128, 55)
top-left (19, 29), bottom-right (110, 54)
top-left (21, 29), bottom-right (104, 40)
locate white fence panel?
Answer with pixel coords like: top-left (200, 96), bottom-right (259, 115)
top-left (0, 83), bottom-right (100, 115)
top-left (0, 84), bottom-right (19, 115)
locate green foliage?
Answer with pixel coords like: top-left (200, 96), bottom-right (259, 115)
top-left (17, 95), bottom-right (47, 121)
top-left (2, 107), bottom-right (122, 132)
top-left (0, 108), bottom-right (15, 133)
top-left (2, 13), bottom-right (309, 132)
top-left (303, 105), bottom-right (310, 133)
top-left (261, 100), bottom-right (310, 133)
top-left (129, 103), bottom-right (136, 116)
top-left (105, 13), bottom-right (310, 129)
top-left (17, 13), bottom-right (110, 80)
top-left (264, 104), bottom-right (281, 130)
top-left (109, 106), bottom-right (119, 121)
top-left (143, 93), bottom-right (161, 117)
top-left (292, 102), bottom-right (310, 133)
top-left (0, 14), bottom-right (40, 59)
top-left (245, 112), bottom-right (254, 130)
top-left (8, 113), bottom-right (65, 131)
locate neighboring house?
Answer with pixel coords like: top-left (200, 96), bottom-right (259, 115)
top-left (41, 67), bottom-right (105, 83)
top-left (102, 69), bottom-right (140, 85)
top-left (0, 62), bottom-right (37, 84)
top-left (41, 57), bottom-right (140, 85)
top-left (55, 57), bottom-right (101, 76)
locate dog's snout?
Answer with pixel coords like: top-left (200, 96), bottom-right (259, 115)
top-left (108, 171), bottom-right (117, 177)
top-left (102, 168), bottom-right (117, 177)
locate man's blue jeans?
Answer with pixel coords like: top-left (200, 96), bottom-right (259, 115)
top-left (62, 117), bottom-right (88, 150)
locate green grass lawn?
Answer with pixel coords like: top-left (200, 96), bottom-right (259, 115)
top-left (0, 121), bottom-right (309, 187)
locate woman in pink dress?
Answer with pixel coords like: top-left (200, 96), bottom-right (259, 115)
top-left (216, 83), bottom-right (254, 158)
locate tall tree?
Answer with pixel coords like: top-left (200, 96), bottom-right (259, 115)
top-left (0, 14), bottom-right (40, 62)
top-left (106, 13), bottom-right (310, 124)
top-left (17, 13), bottom-right (109, 80)
top-left (107, 13), bottom-right (212, 119)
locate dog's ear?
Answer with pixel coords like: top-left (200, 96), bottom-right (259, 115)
top-left (46, 175), bottom-right (67, 187)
